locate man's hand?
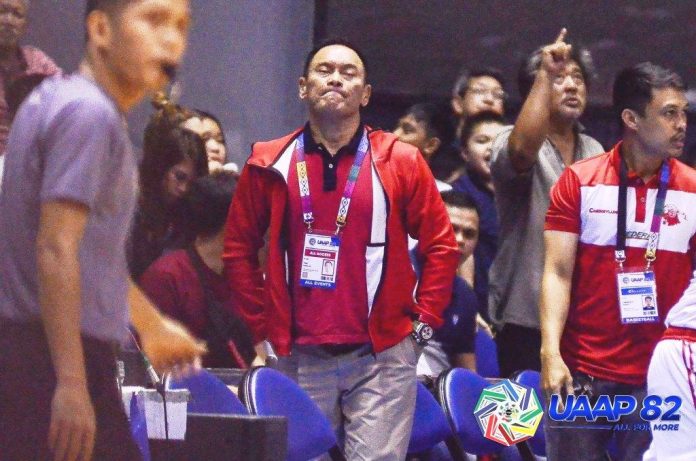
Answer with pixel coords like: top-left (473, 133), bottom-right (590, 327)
top-left (139, 315), bottom-right (207, 375)
top-left (540, 28), bottom-right (572, 77)
top-left (541, 351), bottom-right (574, 401)
top-left (48, 380), bottom-right (96, 461)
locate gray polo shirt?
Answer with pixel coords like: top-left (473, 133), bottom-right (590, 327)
top-left (0, 74), bottom-right (137, 344)
top-left (488, 126), bottom-right (603, 329)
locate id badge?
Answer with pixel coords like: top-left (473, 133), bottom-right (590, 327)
top-left (299, 232), bottom-right (340, 289)
top-left (616, 270), bottom-right (659, 324)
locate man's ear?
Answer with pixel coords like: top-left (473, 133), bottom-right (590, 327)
top-left (451, 96), bottom-right (464, 117)
top-left (85, 10), bottom-right (113, 50)
top-left (422, 136), bottom-right (442, 157)
top-left (360, 84), bottom-right (372, 107)
top-left (460, 147), bottom-right (469, 163)
top-left (298, 76), bottom-right (308, 100)
top-left (621, 108), bottom-right (640, 132)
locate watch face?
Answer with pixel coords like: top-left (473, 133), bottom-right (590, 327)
top-left (421, 325), bottom-right (434, 340)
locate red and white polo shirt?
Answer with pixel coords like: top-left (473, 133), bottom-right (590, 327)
top-left (545, 142), bottom-right (696, 385)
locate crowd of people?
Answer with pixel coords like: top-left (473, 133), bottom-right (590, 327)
top-left (0, 1), bottom-right (695, 461)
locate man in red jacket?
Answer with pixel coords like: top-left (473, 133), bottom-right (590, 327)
top-left (223, 38), bottom-right (459, 460)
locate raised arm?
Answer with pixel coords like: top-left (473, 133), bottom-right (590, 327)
top-left (508, 28), bottom-right (572, 172)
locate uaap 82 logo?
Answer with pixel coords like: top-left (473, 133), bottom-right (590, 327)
top-left (549, 394), bottom-right (683, 432)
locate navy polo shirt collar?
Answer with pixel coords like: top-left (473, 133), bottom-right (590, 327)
top-left (301, 122), bottom-right (365, 191)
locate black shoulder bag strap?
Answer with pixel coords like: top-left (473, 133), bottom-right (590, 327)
top-left (186, 247), bottom-right (256, 368)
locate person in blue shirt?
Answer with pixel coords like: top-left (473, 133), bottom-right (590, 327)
top-left (417, 190), bottom-right (481, 378)
top-left (451, 111), bottom-right (505, 322)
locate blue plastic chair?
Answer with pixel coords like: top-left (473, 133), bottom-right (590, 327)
top-left (167, 368), bottom-right (248, 415)
top-left (512, 370), bottom-right (546, 457)
top-left (437, 368), bottom-right (504, 456)
top-left (239, 367), bottom-right (345, 461)
top-left (475, 329), bottom-right (500, 378)
top-left (407, 382), bottom-right (457, 455)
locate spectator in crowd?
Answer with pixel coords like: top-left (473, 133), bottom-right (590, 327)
top-left (417, 190), bottom-right (479, 379)
top-left (181, 109), bottom-right (234, 173)
top-left (0, 1), bottom-right (204, 460)
top-left (541, 62), bottom-right (695, 461)
top-left (223, 38), bottom-right (458, 460)
top-left (488, 29), bottom-right (603, 378)
top-left (451, 67), bottom-right (506, 139)
top-left (393, 102), bottom-right (455, 191)
top-left (451, 111), bottom-right (505, 318)
top-left (140, 172), bottom-right (259, 369)
top-left (0, 0), bottom-right (60, 185)
top-left (128, 106), bottom-right (208, 279)
top-left (430, 67), bottom-right (506, 183)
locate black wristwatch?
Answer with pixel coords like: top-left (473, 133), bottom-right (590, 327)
top-left (411, 320), bottom-right (434, 345)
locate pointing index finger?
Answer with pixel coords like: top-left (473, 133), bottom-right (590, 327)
top-left (555, 28), bottom-right (567, 44)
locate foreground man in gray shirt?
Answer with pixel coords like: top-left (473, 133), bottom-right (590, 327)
top-left (488, 29), bottom-right (603, 377)
top-left (0, 1), bottom-right (204, 460)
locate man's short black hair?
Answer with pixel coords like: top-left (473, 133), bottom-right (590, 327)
top-left (517, 45), bottom-right (596, 100)
top-left (85, 0), bottom-right (132, 17)
top-left (440, 190), bottom-right (479, 215)
top-left (183, 172), bottom-right (238, 238)
top-left (303, 37), bottom-right (368, 79)
top-left (460, 110), bottom-right (505, 147)
top-left (613, 62), bottom-right (686, 126)
top-left (452, 67), bottom-right (505, 98)
top-left (403, 102), bottom-right (455, 146)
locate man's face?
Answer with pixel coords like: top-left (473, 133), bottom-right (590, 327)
top-left (632, 87), bottom-right (688, 160)
top-left (299, 44), bottom-right (371, 118)
top-left (447, 205), bottom-right (479, 262)
top-left (0, 0), bottom-right (27, 49)
top-left (462, 121), bottom-right (505, 182)
top-left (101, 0), bottom-right (190, 95)
top-left (182, 116), bottom-right (226, 165)
top-left (549, 60), bottom-right (587, 121)
top-left (393, 114), bottom-right (439, 160)
top-left (454, 76), bottom-right (505, 119)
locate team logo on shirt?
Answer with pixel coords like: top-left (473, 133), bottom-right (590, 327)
top-left (662, 204), bottom-right (686, 226)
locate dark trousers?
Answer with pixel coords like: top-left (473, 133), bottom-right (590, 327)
top-left (0, 321), bottom-right (141, 461)
top-left (545, 373), bottom-right (651, 461)
top-left (495, 323), bottom-right (541, 377)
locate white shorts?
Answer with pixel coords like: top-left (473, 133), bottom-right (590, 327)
top-left (643, 339), bottom-right (696, 461)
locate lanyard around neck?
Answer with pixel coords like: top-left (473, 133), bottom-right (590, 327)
top-left (295, 128), bottom-right (370, 235)
top-left (615, 156), bottom-right (670, 271)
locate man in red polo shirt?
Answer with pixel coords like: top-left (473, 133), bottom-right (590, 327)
top-left (540, 62), bottom-right (696, 460)
top-left (223, 38), bottom-right (459, 460)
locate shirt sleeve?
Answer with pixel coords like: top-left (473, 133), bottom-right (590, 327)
top-left (39, 97), bottom-right (116, 209)
top-left (545, 166), bottom-right (582, 233)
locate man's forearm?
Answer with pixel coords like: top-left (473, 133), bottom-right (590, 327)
top-left (128, 279), bottom-right (162, 334)
top-left (508, 70), bottom-right (553, 170)
top-left (37, 245), bottom-right (87, 385)
top-left (539, 270), bottom-right (572, 357)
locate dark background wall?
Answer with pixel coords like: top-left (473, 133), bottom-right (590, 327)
top-left (318, 0), bottom-right (696, 155)
top-left (20, 1), bottom-right (696, 161)
top-left (23, 0), bottom-right (314, 165)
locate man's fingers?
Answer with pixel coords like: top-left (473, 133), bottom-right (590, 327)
top-left (78, 426), bottom-right (95, 461)
top-left (555, 27), bottom-right (567, 44)
top-left (51, 422), bottom-right (70, 461)
top-left (63, 426), bottom-right (83, 461)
